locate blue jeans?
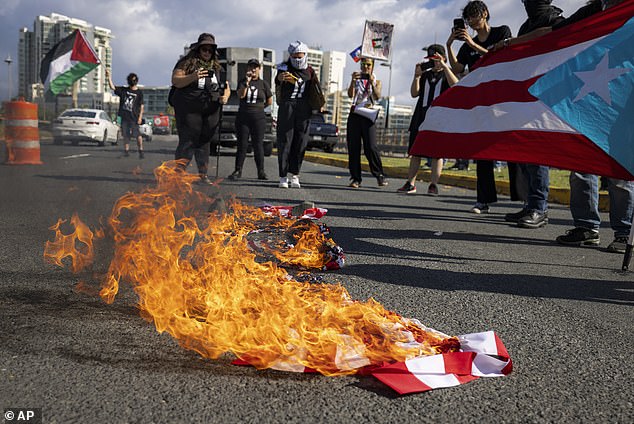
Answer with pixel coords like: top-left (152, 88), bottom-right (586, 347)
top-left (520, 164), bottom-right (549, 213)
top-left (569, 172), bottom-right (634, 238)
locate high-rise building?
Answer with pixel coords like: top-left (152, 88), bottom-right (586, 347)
top-left (18, 13), bottom-right (114, 101)
top-left (321, 51), bottom-right (346, 94)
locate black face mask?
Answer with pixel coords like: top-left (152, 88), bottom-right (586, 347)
top-left (524, 0), bottom-right (553, 19)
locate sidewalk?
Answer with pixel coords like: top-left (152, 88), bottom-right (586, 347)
top-left (303, 152), bottom-right (610, 211)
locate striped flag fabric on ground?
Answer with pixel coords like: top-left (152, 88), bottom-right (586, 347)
top-left (370, 331), bottom-right (512, 395)
top-left (410, 2), bottom-right (634, 180)
top-left (232, 330), bottom-right (511, 395)
top-left (40, 29), bottom-right (100, 95)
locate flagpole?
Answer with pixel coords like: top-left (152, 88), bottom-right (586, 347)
top-left (622, 216), bottom-right (634, 271)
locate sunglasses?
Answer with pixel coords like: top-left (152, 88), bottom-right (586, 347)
top-left (200, 46), bottom-right (215, 53)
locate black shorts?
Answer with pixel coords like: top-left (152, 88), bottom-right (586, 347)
top-left (121, 120), bottom-right (140, 139)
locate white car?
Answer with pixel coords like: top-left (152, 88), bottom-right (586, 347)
top-left (139, 119), bottom-right (152, 142)
top-left (52, 108), bottom-right (120, 146)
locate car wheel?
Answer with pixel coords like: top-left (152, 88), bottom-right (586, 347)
top-left (111, 130), bottom-right (119, 145)
top-left (53, 137), bottom-right (63, 145)
top-left (210, 143), bottom-right (219, 156)
top-left (72, 140), bottom-right (80, 146)
top-left (324, 145), bottom-right (334, 153)
top-left (263, 142), bottom-right (273, 157)
top-left (98, 131), bottom-right (107, 147)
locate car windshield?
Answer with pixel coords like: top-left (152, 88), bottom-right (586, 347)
top-left (60, 110), bottom-right (97, 118)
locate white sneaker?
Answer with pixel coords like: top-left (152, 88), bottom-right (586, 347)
top-left (290, 174), bottom-right (301, 188)
top-left (279, 176), bottom-right (289, 188)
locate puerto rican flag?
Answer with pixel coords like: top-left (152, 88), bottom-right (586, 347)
top-left (410, 1), bottom-right (634, 181)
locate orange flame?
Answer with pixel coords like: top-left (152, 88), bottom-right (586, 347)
top-left (44, 161), bottom-right (458, 375)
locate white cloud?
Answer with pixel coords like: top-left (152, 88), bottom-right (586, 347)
top-left (0, 0), bottom-right (587, 105)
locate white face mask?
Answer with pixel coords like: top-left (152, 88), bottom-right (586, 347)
top-left (290, 55), bottom-right (308, 70)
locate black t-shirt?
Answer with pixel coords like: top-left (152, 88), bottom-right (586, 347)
top-left (114, 86), bottom-right (143, 122)
top-left (238, 78), bottom-right (272, 115)
top-left (518, 6), bottom-right (565, 36)
top-left (552, 1), bottom-right (602, 30)
top-left (457, 25), bottom-right (512, 71)
top-left (275, 62), bottom-right (313, 103)
top-left (409, 69), bottom-right (450, 132)
top-left (172, 57), bottom-right (224, 112)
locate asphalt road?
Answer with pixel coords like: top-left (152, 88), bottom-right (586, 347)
top-left (1, 135), bottom-right (632, 424)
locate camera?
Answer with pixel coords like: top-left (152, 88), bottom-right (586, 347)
top-left (453, 18), bottom-right (466, 30)
top-left (419, 61), bottom-right (434, 71)
top-left (359, 73), bottom-right (371, 80)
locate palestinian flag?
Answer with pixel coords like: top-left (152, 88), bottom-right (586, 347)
top-left (40, 29), bottom-right (100, 95)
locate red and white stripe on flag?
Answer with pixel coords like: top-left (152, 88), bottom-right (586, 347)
top-left (232, 330), bottom-right (512, 395)
top-left (410, 2), bottom-right (634, 180)
top-left (370, 331), bottom-right (512, 395)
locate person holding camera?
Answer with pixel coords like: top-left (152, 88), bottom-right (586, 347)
top-left (446, 0), bottom-right (511, 213)
top-left (170, 33), bottom-right (230, 185)
top-left (346, 58), bottom-right (387, 188)
top-left (397, 44), bottom-right (458, 196)
top-left (106, 69), bottom-right (144, 158)
top-left (229, 59), bottom-right (273, 181)
top-left (275, 40), bottom-right (318, 189)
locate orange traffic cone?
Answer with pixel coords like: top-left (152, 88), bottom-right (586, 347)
top-left (3, 98), bottom-right (43, 165)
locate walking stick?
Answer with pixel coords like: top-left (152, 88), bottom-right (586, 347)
top-left (622, 215), bottom-right (634, 271)
top-left (215, 103), bottom-right (222, 180)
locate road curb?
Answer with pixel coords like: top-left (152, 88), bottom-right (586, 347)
top-left (303, 152), bottom-right (610, 211)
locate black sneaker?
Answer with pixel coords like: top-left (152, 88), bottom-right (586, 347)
top-left (397, 182), bottom-right (416, 194)
top-left (505, 208), bottom-right (529, 223)
top-left (556, 227), bottom-right (600, 246)
top-left (517, 210), bottom-right (548, 228)
top-left (606, 236), bottom-right (627, 253)
top-left (377, 175), bottom-right (388, 187)
top-left (139, 151), bottom-right (145, 159)
top-left (124, 150), bottom-right (130, 157)
top-left (228, 170), bottom-right (241, 180)
top-left (257, 170), bottom-right (268, 180)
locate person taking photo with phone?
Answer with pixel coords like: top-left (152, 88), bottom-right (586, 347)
top-left (170, 33), bottom-right (230, 185)
top-left (446, 0), bottom-right (512, 214)
top-left (229, 59), bottom-right (273, 181)
top-left (397, 44), bottom-right (458, 196)
top-left (346, 58), bottom-right (388, 188)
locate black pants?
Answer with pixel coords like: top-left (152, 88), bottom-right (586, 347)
top-left (346, 113), bottom-right (385, 182)
top-left (234, 113), bottom-right (265, 173)
top-left (276, 101), bottom-right (310, 177)
top-left (174, 109), bottom-right (220, 175)
top-left (476, 160), bottom-right (498, 204)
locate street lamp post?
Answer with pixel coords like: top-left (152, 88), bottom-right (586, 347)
top-left (4, 54), bottom-right (13, 100)
top-left (327, 81), bottom-right (340, 127)
top-left (380, 61), bottom-right (392, 129)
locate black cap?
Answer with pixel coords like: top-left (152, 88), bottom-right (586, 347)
top-left (423, 44), bottom-right (445, 58)
top-left (247, 58), bottom-right (261, 67)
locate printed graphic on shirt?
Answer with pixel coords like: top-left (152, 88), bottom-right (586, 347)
top-left (247, 86), bottom-right (259, 104)
top-left (290, 78), bottom-right (306, 99)
top-left (122, 91), bottom-right (137, 113)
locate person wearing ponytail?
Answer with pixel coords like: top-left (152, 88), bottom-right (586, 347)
top-left (274, 40), bottom-right (316, 189)
top-left (171, 33), bottom-right (230, 185)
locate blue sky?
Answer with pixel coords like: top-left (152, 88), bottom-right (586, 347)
top-left (0, 0), bottom-right (582, 106)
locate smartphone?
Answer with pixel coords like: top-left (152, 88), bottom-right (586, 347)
top-left (453, 18), bottom-right (466, 30)
top-left (359, 73), bottom-right (370, 80)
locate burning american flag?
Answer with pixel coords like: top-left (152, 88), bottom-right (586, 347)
top-left (44, 161), bottom-right (511, 394)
